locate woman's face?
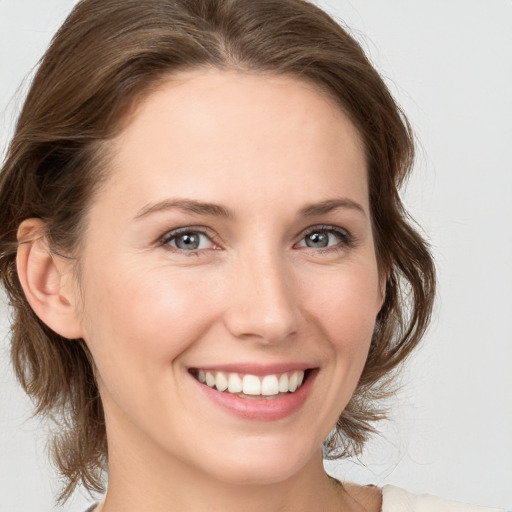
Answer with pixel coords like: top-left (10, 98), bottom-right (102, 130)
top-left (73, 69), bottom-right (383, 485)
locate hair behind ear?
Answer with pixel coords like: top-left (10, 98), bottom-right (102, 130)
top-left (11, 219), bottom-right (107, 501)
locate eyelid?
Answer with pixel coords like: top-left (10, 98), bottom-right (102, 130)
top-left (300, 224), bottom-right (351, 237)
top-left (294, 224), bottom-right (355, 250)
top-left (158, 226), bottom-right (220, 252)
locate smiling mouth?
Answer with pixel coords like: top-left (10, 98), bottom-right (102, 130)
top-left (189, 368), bottom-right (312, 398)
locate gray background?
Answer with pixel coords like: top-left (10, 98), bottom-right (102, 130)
top-left (1, 1), bottom-right (511, 510)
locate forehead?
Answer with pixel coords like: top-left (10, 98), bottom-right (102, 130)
top-left (97, 69), bottom-right (368, 216)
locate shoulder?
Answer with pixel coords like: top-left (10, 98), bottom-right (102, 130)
top-left (381, 485), bottom-right (508, 512)
top-left (343, 482), bottom-right (382, 511)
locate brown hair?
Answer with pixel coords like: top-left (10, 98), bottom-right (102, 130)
top-left (0, 0), bottom-right (435, 502)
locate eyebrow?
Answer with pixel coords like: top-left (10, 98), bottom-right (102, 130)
top-left (298, 198), bottom-right (366, 217)
top-left (134, 197), bottom-right (366, 220)
top-left (135, 199), bottom-right (233, 219)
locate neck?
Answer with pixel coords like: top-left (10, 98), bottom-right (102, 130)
top-left (99, 424), bottom-right (353, 512)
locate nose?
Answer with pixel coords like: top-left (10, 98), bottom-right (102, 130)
top-left (223, 249), bottom-right (299, 344)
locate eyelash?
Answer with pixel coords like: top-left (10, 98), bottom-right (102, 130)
top-left (159, 226), bottom-right (217, 256)
top-left (298, 225), bottom-right (355, 254)
top-left (158, 224), bottom-right (355, 256)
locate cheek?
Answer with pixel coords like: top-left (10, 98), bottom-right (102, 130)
top-left (307, 263), bottom-right (380, 335)
top-left (80, 262), bottom-right (218, 384)
top-left (303, 261), bottom-right (380, 384)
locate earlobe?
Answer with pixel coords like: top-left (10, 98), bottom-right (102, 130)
top-left (16, 218), bottom-right (83, 339)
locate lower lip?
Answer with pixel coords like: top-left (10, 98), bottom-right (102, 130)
top-left (193, 370), bottom-right (318, 421)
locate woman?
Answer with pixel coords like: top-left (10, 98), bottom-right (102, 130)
top-left (0, 1), bottom-right (508, 511)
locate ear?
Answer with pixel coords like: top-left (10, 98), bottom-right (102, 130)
top-left (16, 218), bottom-right (84, 339)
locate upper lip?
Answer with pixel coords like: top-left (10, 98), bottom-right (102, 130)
top-left (188, 362), bottom-right (316, 376)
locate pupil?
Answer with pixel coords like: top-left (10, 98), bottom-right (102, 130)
top-left (177, 233), bottom-right (199, 250)
top-left (307, 232), bottom-right (328, 248)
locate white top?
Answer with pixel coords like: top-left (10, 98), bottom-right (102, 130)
top-left (381, 485), bottom-right (508, 512)
top-left (85, 486), bottom-right (508, 512)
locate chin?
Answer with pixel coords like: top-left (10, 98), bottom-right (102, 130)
top-left (198, 436), bottom-right (320, 486)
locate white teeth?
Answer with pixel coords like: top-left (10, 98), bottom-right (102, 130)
top-left (215, 372), bottom-right (228, 392)
top-left (227, 372), bottom-right (243, 393)
top-left (278, 373), bottom-right (289, 392)
top-left (288, 372), bottom-right (298, 392)
top-left (196, 369), bottom-right (306, 396)
top-left (243, 374), bottom-right (261, 395)
top-left (205, 372), bottom-right (215, 387)
top-left (261, 375), bottom-right (279, 396)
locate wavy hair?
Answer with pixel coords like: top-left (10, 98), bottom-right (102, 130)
top-left (0, 0), bottom-right (435, 502)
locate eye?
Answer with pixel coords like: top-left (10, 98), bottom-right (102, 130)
top-left (160, 228), bottom-right (215, 252)
top-left (296, 226), bottom-right (353, 251)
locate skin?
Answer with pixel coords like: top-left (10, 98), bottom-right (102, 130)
top-left (17, 69), bottom-right (384, 511)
